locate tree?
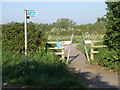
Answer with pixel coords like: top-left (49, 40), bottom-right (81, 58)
top-left (97, 17), bottom-right (106, 22)
top-left (52, 18), bottom-right (76, 29)
top-left (104, 2), bottom-right (120, 51)
top-left (101, 2), bottom-right (120, 72)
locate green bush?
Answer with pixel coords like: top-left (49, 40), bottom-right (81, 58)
top-left (105, 2), bottom-right (120, 49)
top-left (2, 22), bottom-right (47, 53)
top-left (95, 48), bottom-right (120, 72)
top-left (103, 2), bottom-right (120, 72)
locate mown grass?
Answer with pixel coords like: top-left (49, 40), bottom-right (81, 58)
top-left (2, 50), bottom-right (84, 88)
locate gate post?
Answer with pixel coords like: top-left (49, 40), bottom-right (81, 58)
top-left (61, 41), bottom-right (65, 59)
top-left (91, 40), bottom-right (94, 60)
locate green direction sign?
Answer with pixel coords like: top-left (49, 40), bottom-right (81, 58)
top-left (27, 10), bottom-right (35, 17)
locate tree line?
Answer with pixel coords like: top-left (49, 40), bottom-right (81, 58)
top-left (1, 17), bottom-right (106, 38)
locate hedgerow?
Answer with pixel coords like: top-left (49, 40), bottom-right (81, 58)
top-left (2, 22), bottom-right (47, 53)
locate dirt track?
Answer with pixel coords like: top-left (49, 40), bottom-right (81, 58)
top-left (65, 44), bottom-right (119, 89)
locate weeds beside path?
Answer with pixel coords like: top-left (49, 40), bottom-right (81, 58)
top-left (2, 50), bottom-right (84, 89)
top-left (65, 44), bottom-right (118, 88)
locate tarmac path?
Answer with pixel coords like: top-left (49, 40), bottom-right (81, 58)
top-left (64, 43), bottom-right (119, 89)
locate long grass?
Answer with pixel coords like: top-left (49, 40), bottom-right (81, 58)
top-left (2, 50), bottom-right (84, 88)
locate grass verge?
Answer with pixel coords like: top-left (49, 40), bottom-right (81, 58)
top-left (2, 50), bottom-right (84, 88)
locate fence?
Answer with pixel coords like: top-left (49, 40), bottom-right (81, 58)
top-left (47, 34), bottom-right (73, 64)
top-left (47, 41), bottom-right (65, 59)
top-left (84, 40), bottom-right (108, 61)
top-left (90, 40), bottom-right (107, 60)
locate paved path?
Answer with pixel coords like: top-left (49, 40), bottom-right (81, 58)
top-left (65, 44), bottom-right (119, 89)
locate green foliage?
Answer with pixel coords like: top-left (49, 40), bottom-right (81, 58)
top-left (2, 22), bottom-right (47, 53)
top-left (48, 19), bottom-right (106, 35)
top-left (3, 50), bottom-right (84, 88)
top-left (0, 25), bottom-right (1, 40)
top-left (35, 23), bottom-right (54, 31)
top-left (104, 2), bottom-right (120, 52)
top-left (52, 18), bottom-right (76, 29)
top-left (102, 2), bottom-right (120, 72)
top-left (95, 48), bottom-right (120, 72)
top-left (104, 30), bottom-right (120, 51)
top-left (97, 17), bottom-right (106, 22)
top-left (2, 21), bottom-right (84, 88)
top-left (48, 28), bottom-right (81, 36)
top-left (75, 21), bottom-right (106, 34)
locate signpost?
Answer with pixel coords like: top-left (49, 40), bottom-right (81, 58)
top-left (24, 9), bottom-right (35, 66)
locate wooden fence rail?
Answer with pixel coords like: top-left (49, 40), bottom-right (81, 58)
top-left (47, 41), bottom-right (65, 59)
top-left (47, 34), bottom-right (73, 63)
top-left (90, 40), bottom-right (107, 60)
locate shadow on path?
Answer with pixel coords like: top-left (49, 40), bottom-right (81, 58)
top-left (65, 44), bottom-right (118, 89)
top-left (69, 54), bottom-right (80, 63)
top-left (77, 72), bottom-right (118, 89)
top-left (64, 54), bottom-right (80, 63)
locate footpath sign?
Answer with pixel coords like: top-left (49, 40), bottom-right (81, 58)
top-left (57, 41), bottom-right (62, 48)
top-left (27, 10), bottom-right (35, 17)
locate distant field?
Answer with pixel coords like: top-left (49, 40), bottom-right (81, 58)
top-left (48, 34), bottom-right (104, 43)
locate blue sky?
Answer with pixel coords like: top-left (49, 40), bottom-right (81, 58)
top-left (2, 2), bottom-right (107, 25)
